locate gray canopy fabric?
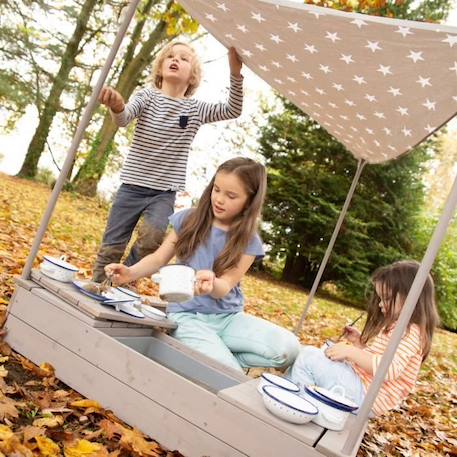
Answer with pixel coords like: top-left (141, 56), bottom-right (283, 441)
top-left (179, 0), bottom-right (457, 163)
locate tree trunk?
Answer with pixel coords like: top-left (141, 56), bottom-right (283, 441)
top-left (282, 253), bottom-right (316, 289)
top-left (17, 0), bottom-right (99, 178)
top-left (72, 1), bottom-right (173, 196)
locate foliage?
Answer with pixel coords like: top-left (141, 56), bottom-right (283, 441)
top-left (412, 212), bottom-right (457, 331)
top-left (1, 173), bottom-right (457, 457)
top-left (259, 99), bottom-right (432, 300)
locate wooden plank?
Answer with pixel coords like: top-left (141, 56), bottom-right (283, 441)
top-left (14, 277), bottom-right (40, 290)
top-left (315, 415), bottom-right (367, 457)
top-left (32, 288), bottom-right (111, 328)
top-left (5, 314), bottom-right (247, 457)
top-left (9, 289), bottom-right (323, 457)
top-left (101, 327), bottom-right (153, 337)
top-left (153, 331), bottom-right (249, 383)
top-left (30, 272), bottom-right (177, 330)
top-left (218, 379), bottom-right (323, 446)
top-left (118, 336), bottom-right (242, 392)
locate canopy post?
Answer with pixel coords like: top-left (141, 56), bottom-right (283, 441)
top-left (342, 169), bottom-right (457, 455)
top-left (21, 0), bottom-right (141, 280)
top-left (293, 159), bottom-right (366, 335)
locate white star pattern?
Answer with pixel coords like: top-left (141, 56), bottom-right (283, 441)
top-left (377, 65), bottom-right (392, 76)
top-left (402, 127), bottom-right (412, 137)
top-left (288, 22), bottom-right (302, 33)
top-left (340, 54), bottom-right (354, 64)
top-left (388, 87), bottom-right (402, 97)
top-left (450, 62), bottom-right (457, 75)
top-left (366, 41), bottom-right (382, 52)
top-left (319, 64), bottom-right (332, 74)
top-left (416, 76), bottom-right (431, 87)
top-left (326, 32), bottom-right (341, 43)
top-left (442, 34), bottom-right (457, 47)
top-left (351, 18), bottom-right (368, 28)
top-left (304, 44), bottom-right (318, 54)
top-left (396, 26), bottom-right (413, 38)
top-left (216, 2), bottom-right (228, 12)
top-left (187, 0), bottom-right (457, 163)
top-left (270, 34), bottom-right (283, 44)
top-left (423, 99), bottom-right (436, 111)
top-left (407, 50), bottom-right (424, 63)
top-left (251, 12), bottom-right (265, 23)
top-left (353, 75), bottom-right (367, 85)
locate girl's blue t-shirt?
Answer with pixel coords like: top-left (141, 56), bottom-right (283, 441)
top-left (167, 209), bottom-right (264, 314)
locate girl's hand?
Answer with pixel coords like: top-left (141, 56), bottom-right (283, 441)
top-left (343, 326), bottom-right (362, 345)
top-left (105, 264), bottom-right (133, 285)
top-left (228, 47), bottom-right (242, 77)
top-left (99, 86), bottom-right (125, 113)
top-left (325, 342), bottom-right (353, 362)
top-left (194, 270), bottom-right (216, 296)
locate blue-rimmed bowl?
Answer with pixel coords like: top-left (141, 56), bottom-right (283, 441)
top-left (261, 385), bottom-right (318, 424)
top-left (257, 373), bottom-right (300, 395)
top-left (40, 255), bottom-right (79, 282)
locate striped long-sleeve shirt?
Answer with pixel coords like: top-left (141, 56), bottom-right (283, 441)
top-left (352, 324), bottom-right (422, 415)
top-left (111, 75), bottom-right (243, 191)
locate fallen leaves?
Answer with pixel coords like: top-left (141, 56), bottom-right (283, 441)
top-left (0, 174), bottom-right (456, 456)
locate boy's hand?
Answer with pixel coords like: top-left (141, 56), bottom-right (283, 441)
top-left (194, 270), bottom-right (215, 296)
top-left (105, 263), bottom-right (133, 285)
top-left (99, 86), bottom-right (125, 113)
top-left (228, 47), bottom-right (242, 77)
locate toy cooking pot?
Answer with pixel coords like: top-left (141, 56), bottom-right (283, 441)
top-left (151, 264), bottom-right (195, 303)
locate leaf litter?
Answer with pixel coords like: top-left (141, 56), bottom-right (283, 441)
top-left (0, 173), bottom-right (456, 456)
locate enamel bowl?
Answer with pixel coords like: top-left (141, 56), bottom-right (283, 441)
top-left (40, 255), bottom-right (79, 282)
top-left (302, 385), bottom-right (358, 431)
top-left (261, 385), bottom-right (318, 424)
top-left (257, 372), bottom-right (300, 395)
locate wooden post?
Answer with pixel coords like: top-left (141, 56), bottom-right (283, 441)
top-left (294, 159), bottom-right (366, 335)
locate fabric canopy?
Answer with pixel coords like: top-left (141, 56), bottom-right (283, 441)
top-left (178, 0), bottom-right (457, 163)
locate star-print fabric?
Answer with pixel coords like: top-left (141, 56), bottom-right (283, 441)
top-left (178, 0), bottom-right (457, 163)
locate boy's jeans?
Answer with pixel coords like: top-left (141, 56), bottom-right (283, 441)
top-left (93, 184), bottom-right (175, 282)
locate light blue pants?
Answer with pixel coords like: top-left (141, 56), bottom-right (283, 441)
top-left (287, 346), bottom-right (365, 407)
top-left (168, 312), bottom-right (301, 372)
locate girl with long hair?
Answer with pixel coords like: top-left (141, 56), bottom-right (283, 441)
top-left (288, 260), bottom-right (439, 415)
top-left (106, 157), bottom-right (300, 372)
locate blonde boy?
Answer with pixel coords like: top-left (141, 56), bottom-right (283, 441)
top-left (93, 42), bottom-right (243, 282)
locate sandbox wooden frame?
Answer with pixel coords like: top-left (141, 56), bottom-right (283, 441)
top-left (5, 1), bottom-right (457, 456)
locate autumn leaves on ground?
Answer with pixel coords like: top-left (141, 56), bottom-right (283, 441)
top-left (0, 174), bottom-right (456, 457)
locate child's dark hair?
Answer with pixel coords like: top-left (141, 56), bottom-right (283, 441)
top-left (175, 157), bottom-right (266, 276)
top-left (361, 260), bottom-right (439, 361)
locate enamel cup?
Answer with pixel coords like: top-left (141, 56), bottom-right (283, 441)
top-left (151, 264), bottom-right (195, 303)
